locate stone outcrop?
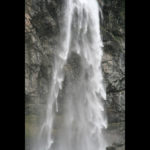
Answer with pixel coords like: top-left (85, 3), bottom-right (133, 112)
top-left (25, 0), bottom-right (125, 149)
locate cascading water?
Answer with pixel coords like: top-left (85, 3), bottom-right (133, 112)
top-left (34, 0), bottom-right (108, 150)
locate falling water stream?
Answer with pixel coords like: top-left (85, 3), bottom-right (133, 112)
top-left (33, 0), bottom-right (108, 150)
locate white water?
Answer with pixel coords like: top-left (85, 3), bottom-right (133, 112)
top-left (34, 0), bottom-right (108, 150)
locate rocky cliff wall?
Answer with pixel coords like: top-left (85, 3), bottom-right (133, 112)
top-left (25, 0), bottom-right (125, 149)
top-left (101, 1), bottom-right (125, 149)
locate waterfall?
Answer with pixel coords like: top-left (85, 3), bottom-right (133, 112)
top-left (34, 0), bottom-right (108, 150)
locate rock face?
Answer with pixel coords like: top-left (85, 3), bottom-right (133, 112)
top-left (25, 0), bottom-right (61, 148)
top-left (101, 0), bottom-right (125, 149)
top-left (25, 0), bottom-right (125, 150)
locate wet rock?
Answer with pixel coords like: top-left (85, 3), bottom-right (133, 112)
top-left (106, 146), bottom-right (116, 150)
top-left (101, 0), bottom-right (125, 149)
